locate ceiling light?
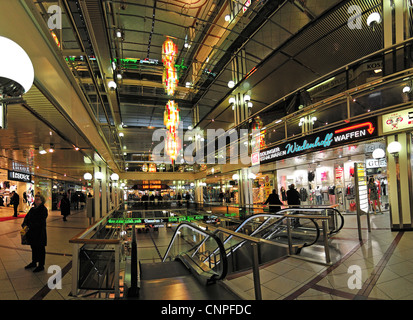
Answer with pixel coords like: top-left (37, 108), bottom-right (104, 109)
top-left (119, 132), bottom-right (124, 137)
top-left (247, 102), bottom-right (253, 108)
top-left (372, 148), bottom-right (385, 159)
top-left (367, 12), bottom-right (381, 29)
top-left (224, 14), bottom-right (231, 22)
top-left (48, 144), bottom-right (55, 153)
top-left (387, 141), bottom-right (402, 155)
top-left (110, 173), bottom-right (119, 181)
top-left (229, 97), bottom-right (236, 104)
top-left (0, 36), bottom-right (34, 96)
top-left (83, 172), bottom-right (92, 180)
top-left (403, 85), bottom-right (411, 93)
top-left (108, 80), bottom-right (117, 90)
top-left (39, 146), bottom-right (47, 154)
top-left (117, 73), bottom-right (123, 80)
top-left (73, 145), bottom-right (80, 151)
top-left (244, 94), bottom-right (251, 102)
top-left (232, 173), bottom-right (239, 180)
top-left (116, 30), bottom-right (122, 38)
top-left (228, 80), bottom-right (235, 88)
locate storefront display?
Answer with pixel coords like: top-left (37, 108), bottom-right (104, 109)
top-left (268, 140), bottom-right (390, 214)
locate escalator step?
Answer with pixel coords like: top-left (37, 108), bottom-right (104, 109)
top-left (140, 261), bottom-right (191, 280)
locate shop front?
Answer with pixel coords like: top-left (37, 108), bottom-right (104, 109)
top-left (382, 107), bottom-right (413, 230)
top-left (258, 117), bottom-right (390, 217)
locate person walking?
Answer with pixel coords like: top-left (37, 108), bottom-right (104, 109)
top-left (264, 189), bottom-right (283, 213)
top-left (21, 193), bottom-right (48, 273)
top-left (10, 191), bottom-right (20, 217)
top-left (60, 193), bottom-right (71, 221)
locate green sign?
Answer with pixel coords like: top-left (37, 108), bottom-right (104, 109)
top-left (107, 214), bottom-right (205, 225)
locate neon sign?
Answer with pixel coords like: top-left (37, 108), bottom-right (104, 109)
top-left (260, 117), bottom-right (378, 164)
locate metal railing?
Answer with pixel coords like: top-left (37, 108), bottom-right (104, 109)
top-left (69, 205), bottom-right (124, 298)
top-left (199, 210), bottom-right (332, 300)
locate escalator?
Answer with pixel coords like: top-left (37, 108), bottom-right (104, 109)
top-left (126, 222), bottom-right (241, 300)
top-left (124, 208), bottom-right (344, 299)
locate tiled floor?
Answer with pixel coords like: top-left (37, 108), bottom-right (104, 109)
top-left (1, 204), bottom-right (413, 300)
top-left (0, 206), bottom-right (88, 300)
top-left (226, 211), bottom-right (413, 300)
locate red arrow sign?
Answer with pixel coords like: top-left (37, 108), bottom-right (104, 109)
top-left (335, 122), bottom-right (375, 135)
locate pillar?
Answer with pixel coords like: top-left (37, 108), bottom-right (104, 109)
top-left (195, 180), bottom-right (204, 208)
top-left (387, 133), bottom-right (413, 230)
top-left (101, 164), bottom-right (108, 216)
top-left (93, 165), bottom-right (101, 220)
top-left (239, 168), bottom-right (253, 217)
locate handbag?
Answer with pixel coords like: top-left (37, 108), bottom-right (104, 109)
top-left (20, 226), bottom-right (29, 245)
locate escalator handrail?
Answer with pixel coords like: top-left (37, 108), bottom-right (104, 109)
top-left (250, 216), bottom-right (321, 248)
top-left (162, 222), bottom-right (228, 280)
top-left (326, 208), bottom-right (345, 235)
top-left (242, 207), bottom-right (344, 235)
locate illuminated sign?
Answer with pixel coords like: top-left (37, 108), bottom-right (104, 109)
top-left (8, 170), bottom-right (31, 183)
top-left (242, 0), bottom-right (252, 12)
top-left (260, 118), bottom-right (378, 164)
top-left (382, 107), bottom-right (413, 133)
top-left (107, 214), bottom-right (205, 224)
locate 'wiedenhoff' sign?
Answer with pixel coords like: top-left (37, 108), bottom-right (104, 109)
top-left (260, 118), bottom-right (378, 164)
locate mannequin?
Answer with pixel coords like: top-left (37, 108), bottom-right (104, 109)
top-left (315, 186), bottom-right (322, 205)
top-left (328, 185), bottom-right (336, 205)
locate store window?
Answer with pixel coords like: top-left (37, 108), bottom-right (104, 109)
top-left (273, 140), bottom-right (389, 214)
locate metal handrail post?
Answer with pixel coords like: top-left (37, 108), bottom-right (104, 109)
top-left (71, 243), bottom-right (80, 296)
top-left (322, 220), bottom-right (331, 264)
top-left (286, 218), bottom-right (293, 255)
top-left (251, 242), bottom-right (262, 300)
top-left (114, 244), bottom-right (120, 298)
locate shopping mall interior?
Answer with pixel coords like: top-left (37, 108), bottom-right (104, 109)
top-left (2, 0), bottom-right (413, 307)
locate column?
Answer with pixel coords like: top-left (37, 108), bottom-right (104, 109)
top-left (383, 0), bottom-right (409, 75)
top-left (387, 133), bottom-right (413, 230)
top-left (195, 180), bottom-right (204, 209)
top-left (239, 168), bottom-right (253, 218)
top-left (93, 165), bottom-right (101, 220)
top-left (101, 164), bottom-right (108, 217)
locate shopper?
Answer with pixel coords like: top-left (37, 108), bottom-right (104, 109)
top-left (264, 190), bottom-right (283, 213)
top-left (60, 193), bottom-right (71, 221)
top-left (287, 184), bottom-right (301, 227)
top-left (185, 192), bottom-right (191, 208)
top-left (10, 191), bottom-right (20, 217)
top-left (21, 193), bottom-right (48, 273)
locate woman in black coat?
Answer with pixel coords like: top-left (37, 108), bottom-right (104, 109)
top-left (21, 193), bottom-right (48, 272)
top-left (264, 190), bottom-right (283, 213)
top-left (60, 194), bottom-right (71, 221)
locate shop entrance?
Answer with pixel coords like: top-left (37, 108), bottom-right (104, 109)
top-left (271, 140), bottom-right (389, 219)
